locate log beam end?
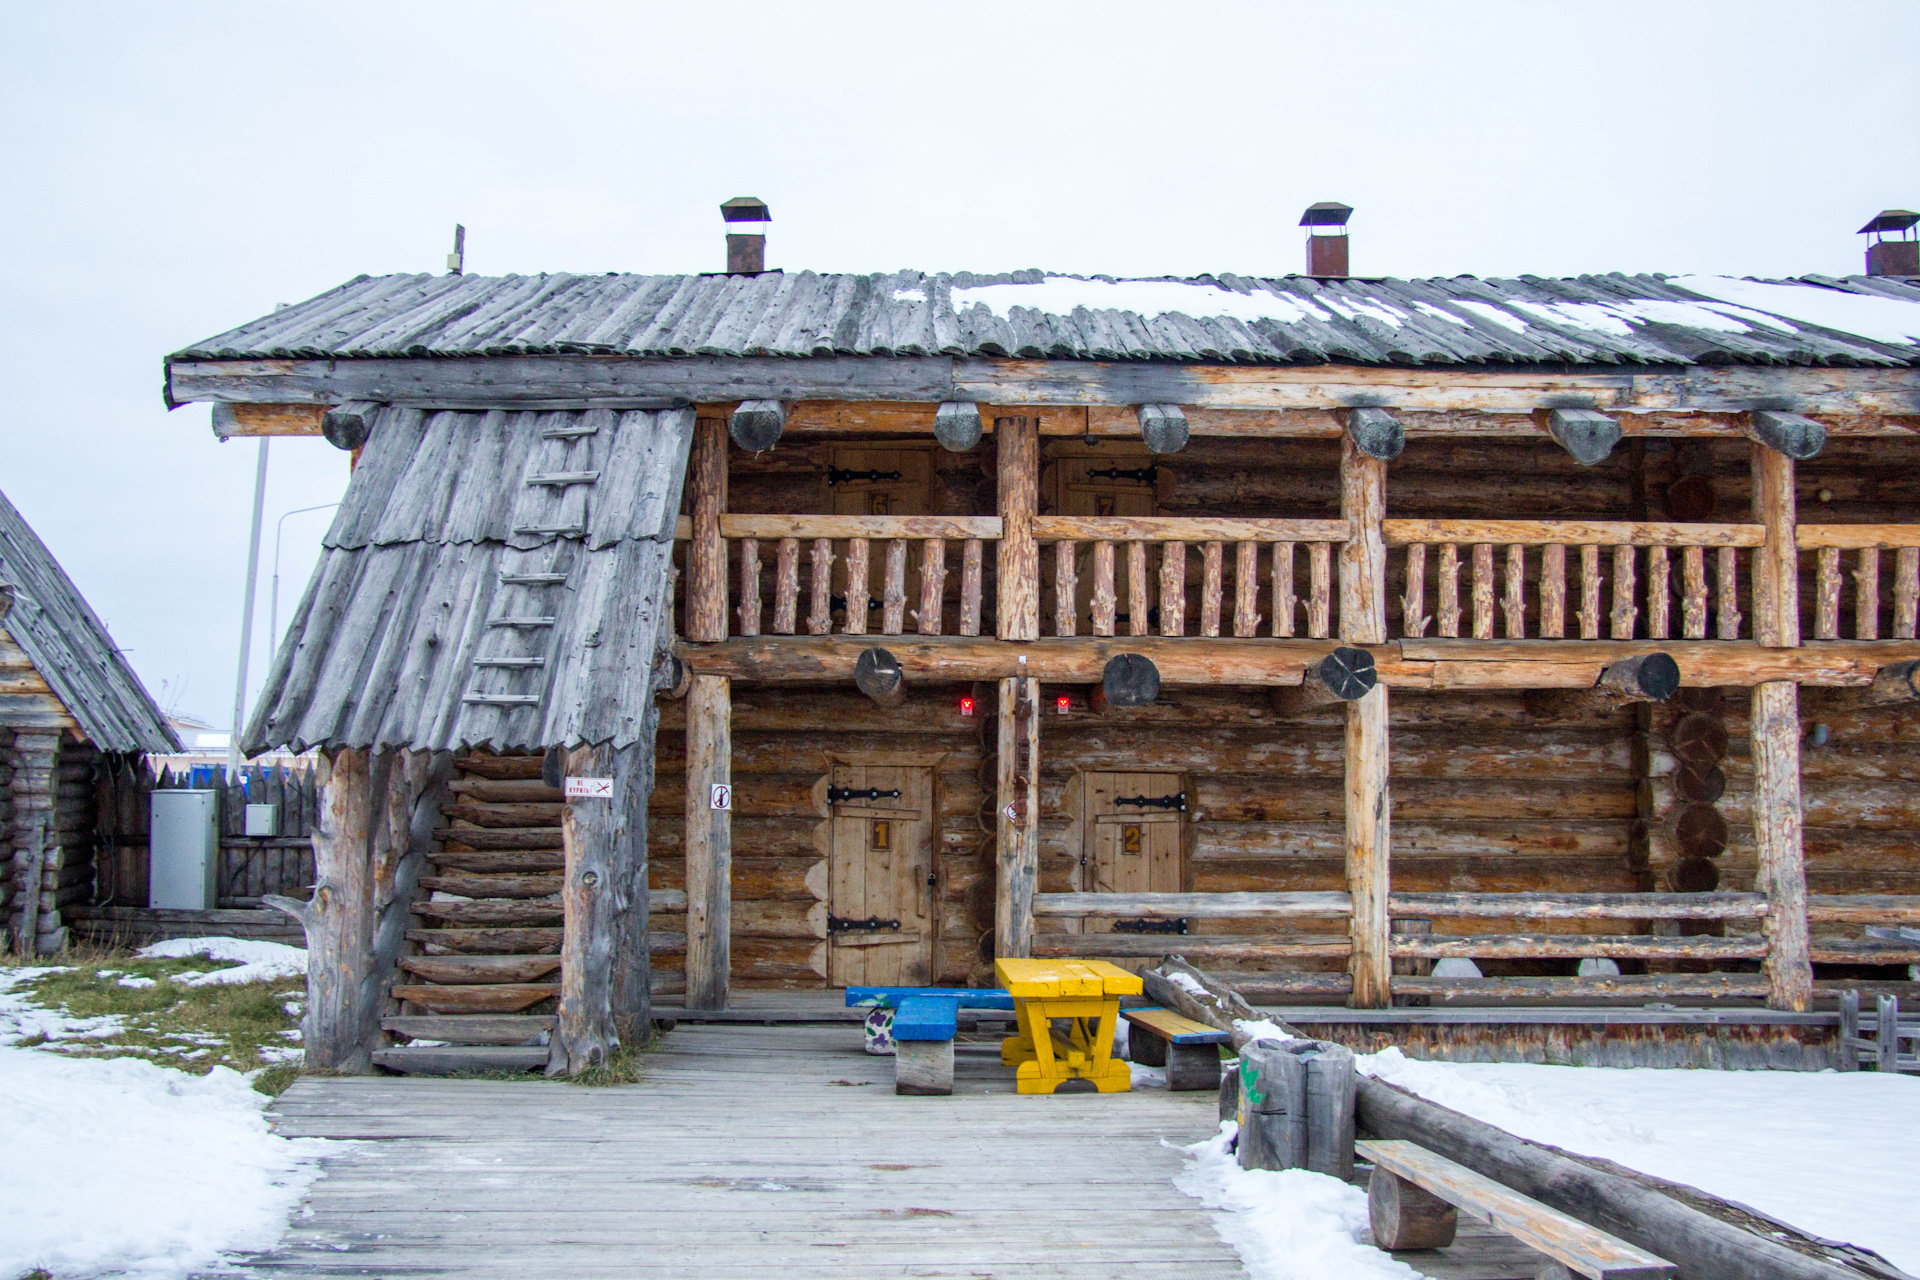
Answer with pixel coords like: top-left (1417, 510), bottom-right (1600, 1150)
top-left (1345, 407), bottom-right (1405, 461)
top-left (1542, 407), bottom-right (1622, 466)
top-left (1748, 408), bottom-right (1827, 460)
top-left (1138, 404), bottom-right (1190, 454)
top-left (854, 646), bottom-right (907, 706)
top-left (1101, 653), bottom-right (1161, 707)
top-left (933, 401), bottom-right (984, 451)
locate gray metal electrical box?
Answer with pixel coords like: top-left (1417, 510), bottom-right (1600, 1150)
top-left (244, 803), bottom-right (280, 837)
top-left (150, 789), bottom-right (219, 909)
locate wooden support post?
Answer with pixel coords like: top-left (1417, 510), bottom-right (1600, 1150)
top-left (995, 676), bottom-right (1040, 960)
top-left (996, 416), bottom-right (1039, 642)
top-left (1340, 434), bottom-right (1387, 645)
top-left (554, 740), bottom-right (619, 1074)
top-left (688, 416), bottom-right (729, 643)
top-left (1752, 681), bottom-right (1811, 1012)
top-left (1752, 445), bottom-right (1799, 649)
top-left (267, 747), bottom-right (375, 1072)
top-left (685, 675), bottom-right (732, 1009)
top-left (1347, 685), bottom-right (1391, 1008)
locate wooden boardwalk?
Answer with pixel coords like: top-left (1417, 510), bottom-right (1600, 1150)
top-left (243, 1023), bottom-right (1244, 1278)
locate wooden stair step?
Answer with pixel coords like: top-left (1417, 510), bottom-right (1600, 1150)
top-left (372, 1045), bottom-right (548, 1075)
top-left (429, 850), bottom-right (565, 874)
top-left (410, 900), bottom-right (563, 926)
top-left (391, 983), bottom-right (559, 1013)
top-left (399, 954), bottom-right (561, 985)
top-left (447, 778), bottom-right (564, 803)
top-left (441, 828), bottom-right (566, 852)
top-left (420, 873), bottom-right (564, 899)
top-left (453, 755), bottom-right (546, 780)
top-left (383, 1014), bottom-right (554, 1045)
top-left (444, 802), bottom-right (565, 828)
top-left (408, 926), bottom-right (561, 954)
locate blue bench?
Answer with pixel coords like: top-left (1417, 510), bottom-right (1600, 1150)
top-left (845, 987), bottom-right (1015, 1094)
top-left (1122, 1006), bottom-right (1230, 1090)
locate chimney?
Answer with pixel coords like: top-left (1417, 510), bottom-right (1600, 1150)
top-left (1300, 201), bottom-right (1353, 277)
top-left (722, 196), bottom-right (771, 274)
top-left (1860, 209), bottom-right (1919, 277)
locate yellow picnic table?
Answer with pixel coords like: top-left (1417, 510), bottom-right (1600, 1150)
top-left (994, 958), bottom-right (1142, 1094)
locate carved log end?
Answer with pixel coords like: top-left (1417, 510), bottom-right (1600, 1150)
top-left (1138, 404), bottom-right (1190, 455)
top-left (321, 401), bottom-right (377, 451)
top-left (1345, 407), bottom-right (1405, 461)
top-left (933, 401), bottom-right (984, 452)
top-left (1545, 407), bottom-right (1622, 466)
top-left (729, 400), bottom-right (787, 453)
top-left (854, 646), bottom-right (907, 706)
top-left (1102, 653), bottom-right (1161, 707)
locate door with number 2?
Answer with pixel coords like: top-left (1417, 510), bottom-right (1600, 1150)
top-left (1081, 771), bottom-right (1185, 933)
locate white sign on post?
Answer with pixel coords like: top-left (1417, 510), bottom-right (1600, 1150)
top-left (564, 776), bottom-right (614, 799)
top-left (710, 783), bottom-right (733, 811)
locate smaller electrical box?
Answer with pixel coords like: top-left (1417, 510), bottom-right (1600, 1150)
top-left (244, 803), bottom-right (280, 837)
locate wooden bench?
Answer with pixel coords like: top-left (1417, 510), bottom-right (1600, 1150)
top-left (1121, 1006), bottom-right (1229, 1090)
top-left (1357, 1139), bottom-right (1676, 1280)
top-left (845, 987), bottom-right (1016, 1096)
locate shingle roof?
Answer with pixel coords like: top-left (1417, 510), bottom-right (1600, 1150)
top-left (0, 490), bottom-right (180, 753)
top-left (244, 405), bottom-right (690, 754)
top-left (174, 270), bottom-right (1920, 369)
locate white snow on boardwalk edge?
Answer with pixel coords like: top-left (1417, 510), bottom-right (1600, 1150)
top-left (1359, 1049), bottom-right (1920, 1274)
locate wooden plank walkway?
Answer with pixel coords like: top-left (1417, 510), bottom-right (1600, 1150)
top-left (239, 1023), bottom-right (1245, 1278)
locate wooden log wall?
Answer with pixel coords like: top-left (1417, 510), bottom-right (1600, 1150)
top-left (4, 731), bottom-right (96, 954)
top-left (653, 687), bottom-right (988, 988)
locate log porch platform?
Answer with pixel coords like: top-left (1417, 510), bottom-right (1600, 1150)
top-left (240, 1020), bottom-right (1569, 1279)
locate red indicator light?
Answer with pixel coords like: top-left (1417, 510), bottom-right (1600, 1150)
top-left (959, 696), bottom-right (975, 717)
top-left (1056, 695), bottom-right (1072, 714)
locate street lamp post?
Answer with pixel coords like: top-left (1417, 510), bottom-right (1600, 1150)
top-left (271, 503), bottom-right (341, 649)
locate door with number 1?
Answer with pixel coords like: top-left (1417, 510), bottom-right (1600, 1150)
top-left (827, 765), bottom-right (935, 986)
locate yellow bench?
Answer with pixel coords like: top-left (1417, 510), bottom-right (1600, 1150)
top-left (994, 958), bottom-right (1142, 1094)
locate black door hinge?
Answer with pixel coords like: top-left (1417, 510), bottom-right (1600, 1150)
top-left (829, 914), bottom-right (901, 933)
top-left (1115, 791), bottom-right (1186, 813)
top-left (1087, 465), bottom-right (1157, 484)
top-left (828, 786), bottom-right (902, 804)
top-left (827, 466), bottom-right (903, 486)
top-left (1114, 917), bottom-right (1188, 935)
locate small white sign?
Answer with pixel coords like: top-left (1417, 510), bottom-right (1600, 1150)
top-left (564, 776), bottom-right (614, 799)
top-left (1004, 802), bottom-right (1019, 823)
top-left (710, 783), bottom-right (733, 811)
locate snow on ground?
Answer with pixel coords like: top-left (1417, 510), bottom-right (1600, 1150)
top-left (0, 967), bottom-right (125, 1045)
top-left (0, 1044), bottom-right (332, 1279)
top-left (1361, 1049), bottom-right (1920, 1273)
top-left (1175, 1122), bottom-right (1421, 1280)
top-left (136, 936), bottom-right (309, 986)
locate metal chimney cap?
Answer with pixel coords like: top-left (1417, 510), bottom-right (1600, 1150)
top-left (1299, 201), bottom-right (1354, 228)
top-left (1858, 209), bottom-right (1918, 235)
top-left (722, 197), bottom-right (771, 224)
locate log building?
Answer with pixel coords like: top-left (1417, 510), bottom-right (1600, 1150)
top-left (1, 489), bottom-right (180, 954)
top-left (172, 205), bottom-right (1920, 1072)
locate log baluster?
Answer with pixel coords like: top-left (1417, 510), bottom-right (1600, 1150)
top-left (1233, 540), bottom-right (1260, 637)
top-left (1307, 541), bottom-right (1332, 639)
top-left (1471, 543), bottom-right (1495, 640)
top-left (1856, 547), bottom-right (1881, 640)
top-left (1815, 546), bottom-right (1841, 640)
top-left (1647, 545), bottom-right (1671, 640)
top-left (1127, 540), bottom-right (1149, 636)
top-left (1897, 547), bottom-right (1919, 640)
top-left (1091, 540), bottom-right (1116, 637)
top-left (1611, 544), bottom-right (1638, 639)
top-left (1401, 544), bottom-right (1429, 638)
top-left (1681, 545), bottom-right (1707, 639)
top-left (807, 538), bottom-right (834, 635)
top-left (882, 538), bottom-right (908, 634)
top-left (917, 538), bottom-right (947, 634)
top-left (1502, 545), bottom-right (1526, 639)
top-left (1437, 543), bottom-right (1461, 638)
top-left (1160, 540), bottom-right (1187, 636)
top-left (736, 537), bottom-right (762, 637)
top-left (1716, 546), bottom-right (1742, 639)
top-left (1578, 545), bottom-right (1602, 639)
top-left (1540, 544), bottom-right (1566, 639)
top-left (1054, 539), bottom-right (1079, 637)
top-left (772, 537), bottom-right (799, 634)
top-left (843, 538), bottom-right (870, 636)
top-left (959, 538), bottom-right (983, 636)
top-left (1201, 540), bottom-right (1224, 637)
top-left (1272, 541), bottom-right (1296, 638)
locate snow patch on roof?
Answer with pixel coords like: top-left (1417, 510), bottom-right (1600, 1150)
top-left (1450, 299), bottom-right (1530, 333)
top-left (1314, 294), bottom-right (1407, 328)
top-left (950, 276), bottom-right (1319, 325)
top-left (891, 287), bottom-right (927, 304)
top-left (1672, 276), bottom-right (1920, 345)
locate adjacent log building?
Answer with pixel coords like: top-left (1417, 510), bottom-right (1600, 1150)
top-left (1, 489), bottom-right (180, 954)
top-left (173, 212), bottom-right (1920, 1072)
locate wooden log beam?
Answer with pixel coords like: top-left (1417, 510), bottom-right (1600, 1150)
top-left (1390, 891), bottom-right (1768, 920)
top-left (684, 675), bottom-right (731, 1009)
top-left (728, 399), bottom-right (786, 452)
top-left (1522, 652), bottom-right (1681, 720)
top-left (996, 416), bottom-right (1039, 642)
top-left (1382, 519), bottom-right (1763, 549)
top-left (1807, 894), bottom-right (1920, 924)
top-left (853, 646), bottom-right (906, 707)
top-left (687, 416), bottom-right (729, 644)
top-left (1347, 684), bottom-right (1391, 1008)
top-left (1269, 646), bottom-right (1377, 718)
top-left (1036, 933), bottom-right (1349, 960)
top-left (1752, 681), bottom-right (1812, 1012)
top-left (1391, 933), bottom-right (1768, 960)
top-left (1863, 658), bottom-right (1920, 705)
top-left (208, 402), bottom-right (326, 438)
top-left (1100, 652), bottom-right (1161, 707)
top-left (1138, 403), bottom-right (1190, 453)
top-left (995, 676), bottom-right (1040, 960)
top-left (167, 356), bottom-right (1920, 419)
top-left (1539, 407), bottom-right (1622, 465)
top-left (1033, 890), bottom-right (1354, 919)
top-left (1747, 408), bottom-right (1828, 459)
top-left (1344, 407), bottom-right (1405, 460)
top-left (321, 401), bottom-right (377, 451)
top-left (933, 400), bottom-right (983, 450)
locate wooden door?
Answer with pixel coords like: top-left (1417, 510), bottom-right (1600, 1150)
top-left (1049, 444), bottom-right (1161, 632)
top-left (827, 764), bottom-right (935, 986)
top-left (1081, 772), bottom-right (1185, 934)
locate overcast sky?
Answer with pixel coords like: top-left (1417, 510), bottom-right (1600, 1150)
top-left (3, 0), bottom-right (1916, 734)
